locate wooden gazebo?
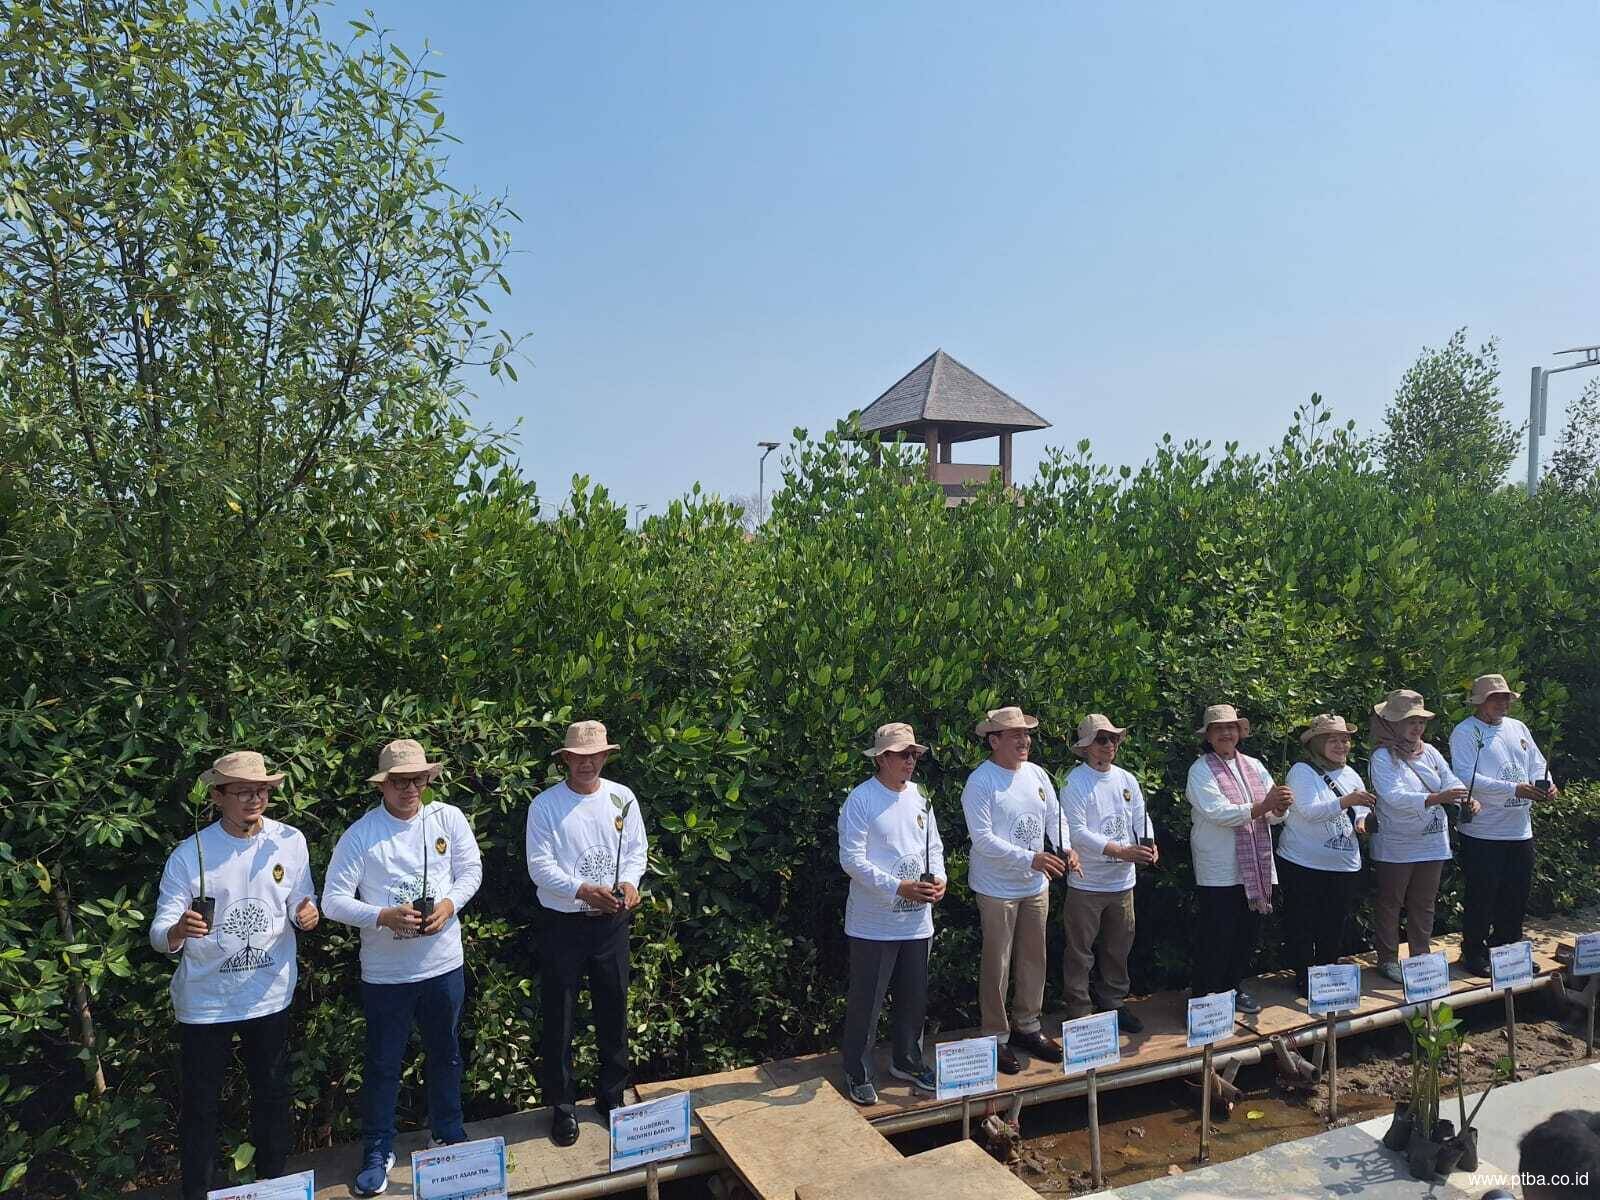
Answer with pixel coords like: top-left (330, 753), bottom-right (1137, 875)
top-left (855, 350), bottom-right (1051, 503)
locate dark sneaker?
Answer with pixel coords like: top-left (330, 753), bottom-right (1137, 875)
top-left (997, 1044), bottom-right (1023, 1075)
top-left (889, 1061), bottom-right (937, 1093)
top-left (846, 1077), bottom-right (879, 1105)
top-left (1235, 990), bottom-right (1262, 1015)
top-left (1010, 1028), bottom-right (1063, 1062)
top-left (551, 1107), bottom-right (579, 1148)
top-left (1112, 1007), bottom-right (1144, 1034)
top-left (1458, 955), bottom-right (1491, 978)
top-left (351, 1147), bottom-right (395, 1197)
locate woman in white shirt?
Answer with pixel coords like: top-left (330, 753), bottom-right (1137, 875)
top-left (1367, 689), bottom-right (1475, 984)
top-left (1278, 716), bottom-right (1375, 997)
top-left (1186, 704), bottom-right (1293, 1015)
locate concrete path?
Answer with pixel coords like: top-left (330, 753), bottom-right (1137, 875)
top-left (1104, 1061), bottom-right (1600, 1200)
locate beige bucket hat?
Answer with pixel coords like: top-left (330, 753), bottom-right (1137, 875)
top-left (200, 750), bottom-right (285, 788)
top-left (367, 738), bottom-right (445, 785)
top-left (1072, 713), bottom-right (1128, 753)
top-left (1195, 703), bottom-right (1251, 738)
top-left (975, 706), bottom-right (1039, 736)
top-left (863, 721), bottom-right (928, 758)
top-left (553, 719), bottom-right (621, 758)
top-left (1373, 689), bottom-right (1435, 723)
top-left (1467, 673), bottom-right (1521, 705)
top-left (1300, 714), bottom-right (1357, 745)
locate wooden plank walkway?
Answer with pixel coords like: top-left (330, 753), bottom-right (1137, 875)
top-left (267, 917), bottom-right (1581, 1198)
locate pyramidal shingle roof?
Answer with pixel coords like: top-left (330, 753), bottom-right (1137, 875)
top-left (857, 350), bottom-right (1050, 436)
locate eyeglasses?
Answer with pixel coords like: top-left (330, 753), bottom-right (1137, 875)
top-left (389, 775), bottom-right (429, 792)
top-left (1092, 732), bottom-right (1120, 746)
top-left (221, 784), bottom-right (272, 799)
top-left (883, 749), bottom-right (923, 761)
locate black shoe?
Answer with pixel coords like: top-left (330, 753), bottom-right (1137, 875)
top-left (595, 1093), bottom-right (623, 1121)
top-left (997, 1045), bottom-right (1023, 1074)
top-left (1010, 1028), bottom-right (1063, 1063)
top-left (1235, 990), bottom-right (1262, 1015)
top-left (551, 1108), bottom-right (579, 1148)
top-left (1458, 955), bottom-right (1491, 978)
top-left (1112, 1007), bottom-right (1144, 1034)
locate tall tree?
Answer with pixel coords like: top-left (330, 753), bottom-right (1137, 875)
top-left (1546, 377), bottom-right (1600, 492)
top-left (1377, 330), bottom-right (1521, 494)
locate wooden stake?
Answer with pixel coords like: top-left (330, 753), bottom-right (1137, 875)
top-left (644, 1161), bottom-right (660, 1200)
top-left (1326, 1011), bottom-right (1339, 1122)
top-left (1198, 1043), bottom-right (1213, 1164)
top-left (1586, 976), bottom-right (1597, 1058)
top-left (1505, 989), bottom-right (1519, 1079)
top-left (1087, 1068), bottom-right (1103, 1190)
top-left (961, 1096), bottom-right (971, 1141)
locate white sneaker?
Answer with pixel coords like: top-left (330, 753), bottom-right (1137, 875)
top-left (1380, 961), bottom-right (1405, 984)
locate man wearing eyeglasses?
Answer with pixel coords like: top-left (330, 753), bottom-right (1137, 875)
top-left (323, 740), bottom-right (484, 1198)
top-left (837, 723), bottom-right (946, 1105)
top-left (1062, 715), bottom-right (1155, 1035)
top-left (962, 706), bottom-right (1080, 1075)
top-left (149, 751), bottom-right (319, 1200)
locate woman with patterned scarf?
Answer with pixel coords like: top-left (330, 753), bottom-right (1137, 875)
top-left (1185, 704), bottom-right (1293, 1015)
top-left (1368, 689), bottom-right (1476, 984)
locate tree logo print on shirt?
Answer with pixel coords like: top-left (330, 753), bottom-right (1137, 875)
top-left (1422, 809), bottom-right (1445, 835)
top-left (1500, 764), bottom-right (1531, 807)
top-left (1322, 814), bottom-right (1355, 851)
top-left (1012, 813), bottom-right (1043, 850)
top-left (1100, 814), bottom-right (1128, 844)
top-left (891, 855), bottom-right (926, 912)
top-left (575, 844), bottom-right (616, 910)
top-left (272, 863), bottom-right (284, 883)
top-left (387, 876), bottom-right (427, 938)
top-left (218, 898), bottom-right (276, 972)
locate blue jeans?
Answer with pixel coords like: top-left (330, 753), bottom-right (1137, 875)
top-left (361, 966), bottom-right (466, 1154)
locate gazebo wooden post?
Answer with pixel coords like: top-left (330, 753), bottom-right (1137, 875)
top-left (999, 431), bottom-right (1014, 487)
top-left (923, 424), bottom-right (940, 481)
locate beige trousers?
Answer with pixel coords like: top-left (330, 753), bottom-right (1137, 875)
top-left (1062, 886), bottom-right (1136, 1019)
top-left (976, 889), bottom-right (1049, 1042)
top-left (1373, 859), bottom-right (1445, 964)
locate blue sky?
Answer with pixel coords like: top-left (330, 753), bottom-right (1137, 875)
top-left (327, 1), bottom-right (1599, 513)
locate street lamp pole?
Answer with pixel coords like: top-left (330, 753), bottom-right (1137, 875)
top-left (1527, 346), bottom-right (1600, 495)
top-left (757, 441), bottom-right (780, 525)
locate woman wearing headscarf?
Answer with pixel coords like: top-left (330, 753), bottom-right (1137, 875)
top-left (1368, 689), bottom-right (1475, 984)
top-left (1278, 715), bottom-right (1376, 997)
top-left (1186, 704), bottom-right (1293, 1015)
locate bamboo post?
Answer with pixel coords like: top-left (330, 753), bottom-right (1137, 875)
top-left (961, 1096), bottom-right (971, 1140)
top-left (1325, 1011), bottom-right (1339, 1122)
top-left (1087, 1068), bottom-right (1103, 1190)
top-left (646, 1162), bottom-right (660, 1200)
top-left (1505, 990), bottom-right (1519, 1079)
top-left (1198, 1043), bottom-right (1213, 1163)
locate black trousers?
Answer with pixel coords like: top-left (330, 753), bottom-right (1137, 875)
top-left (1191, 885), bottom-right (1260, 999)
top-left (1278, 858), bottom-right (1357, 990)
top-left (539, 910), bottom-right (630, 1116)
top-left (1458, 835), bottom-right (1536, 963)
top-left (178, 1007), bottom-right (292, 1200)
top-left (840, 936), bottom-right (930, 1086)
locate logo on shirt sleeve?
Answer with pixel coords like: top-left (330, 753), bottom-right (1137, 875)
top-left (272, 863), bottom-right (284, 884)
top-left (435, 837), bottom-right (448, 854)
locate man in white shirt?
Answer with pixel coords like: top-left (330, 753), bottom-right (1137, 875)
top-left (838, 722), bottom-right (946, 1105)
top-left (323, 740), bottom-right (483, 1197)
top-left (1062, 715), bottom-right (1156, 1034)
top-left (149, 751), bottom-right (319, 1200)
top-left (960, 705), bottom-right (1080, 1074)
top-left (526, 720), bottom-right (647, 1148)
top-left (1451, 673), bottom-right (1555, 977)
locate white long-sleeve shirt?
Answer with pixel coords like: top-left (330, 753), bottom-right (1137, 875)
top-left (322, 801), bottom-right (482, 985)
top-left (1278, 762), bottom-right (1369, 873)
top-left (960, 760), bottom-right (1064, 900)
top-left (1064, 763), bottom-right (1150, 894)
top-left (1450, 716), bottom-right (1545, 843)
top-left (525, 780), bottom-right (648, 913)
top-left (1185, 754), bottom-right (1282, 888)
top-left (838, 778), bottom-right (945, 940)
top-left (1369, 746), bottom-right (1461, 863)
top-left (148, 818), bottom-right (315, 1024)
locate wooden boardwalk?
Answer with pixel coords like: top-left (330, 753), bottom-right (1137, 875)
top-left (275, 919), bottom-right (1584, 1198)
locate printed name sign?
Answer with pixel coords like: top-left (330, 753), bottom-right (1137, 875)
top-left (207, 1171), bottom-right (314, 1200)
top-left (609, 1092), bottom-right (692, 1173)
top-left (1308, 963), bottom-right (1362, 1015)
top-left (1490, 941), bottom-right (1535, 990)
top-left (936, 1035), bottom-right (998, 1101)
top-left (1401, 952), bottom-right (1451, 1005)
top-left (1186, 991), bottom-right (1236, 1048)
top-left (1062, 1010), bottom-right (1121, 1075)
top-left (1573, 932), bottom-right (1600, 976)
top-left (412, 1136), bottom-right (507, 1200)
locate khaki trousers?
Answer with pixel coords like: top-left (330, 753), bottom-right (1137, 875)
top-left (976, 889), bottom-right (1048, 1042)
top-left (1062, 886), bottom-right (1136, 1019)
top-left (1373, 859), bottom-right (1445, 964)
